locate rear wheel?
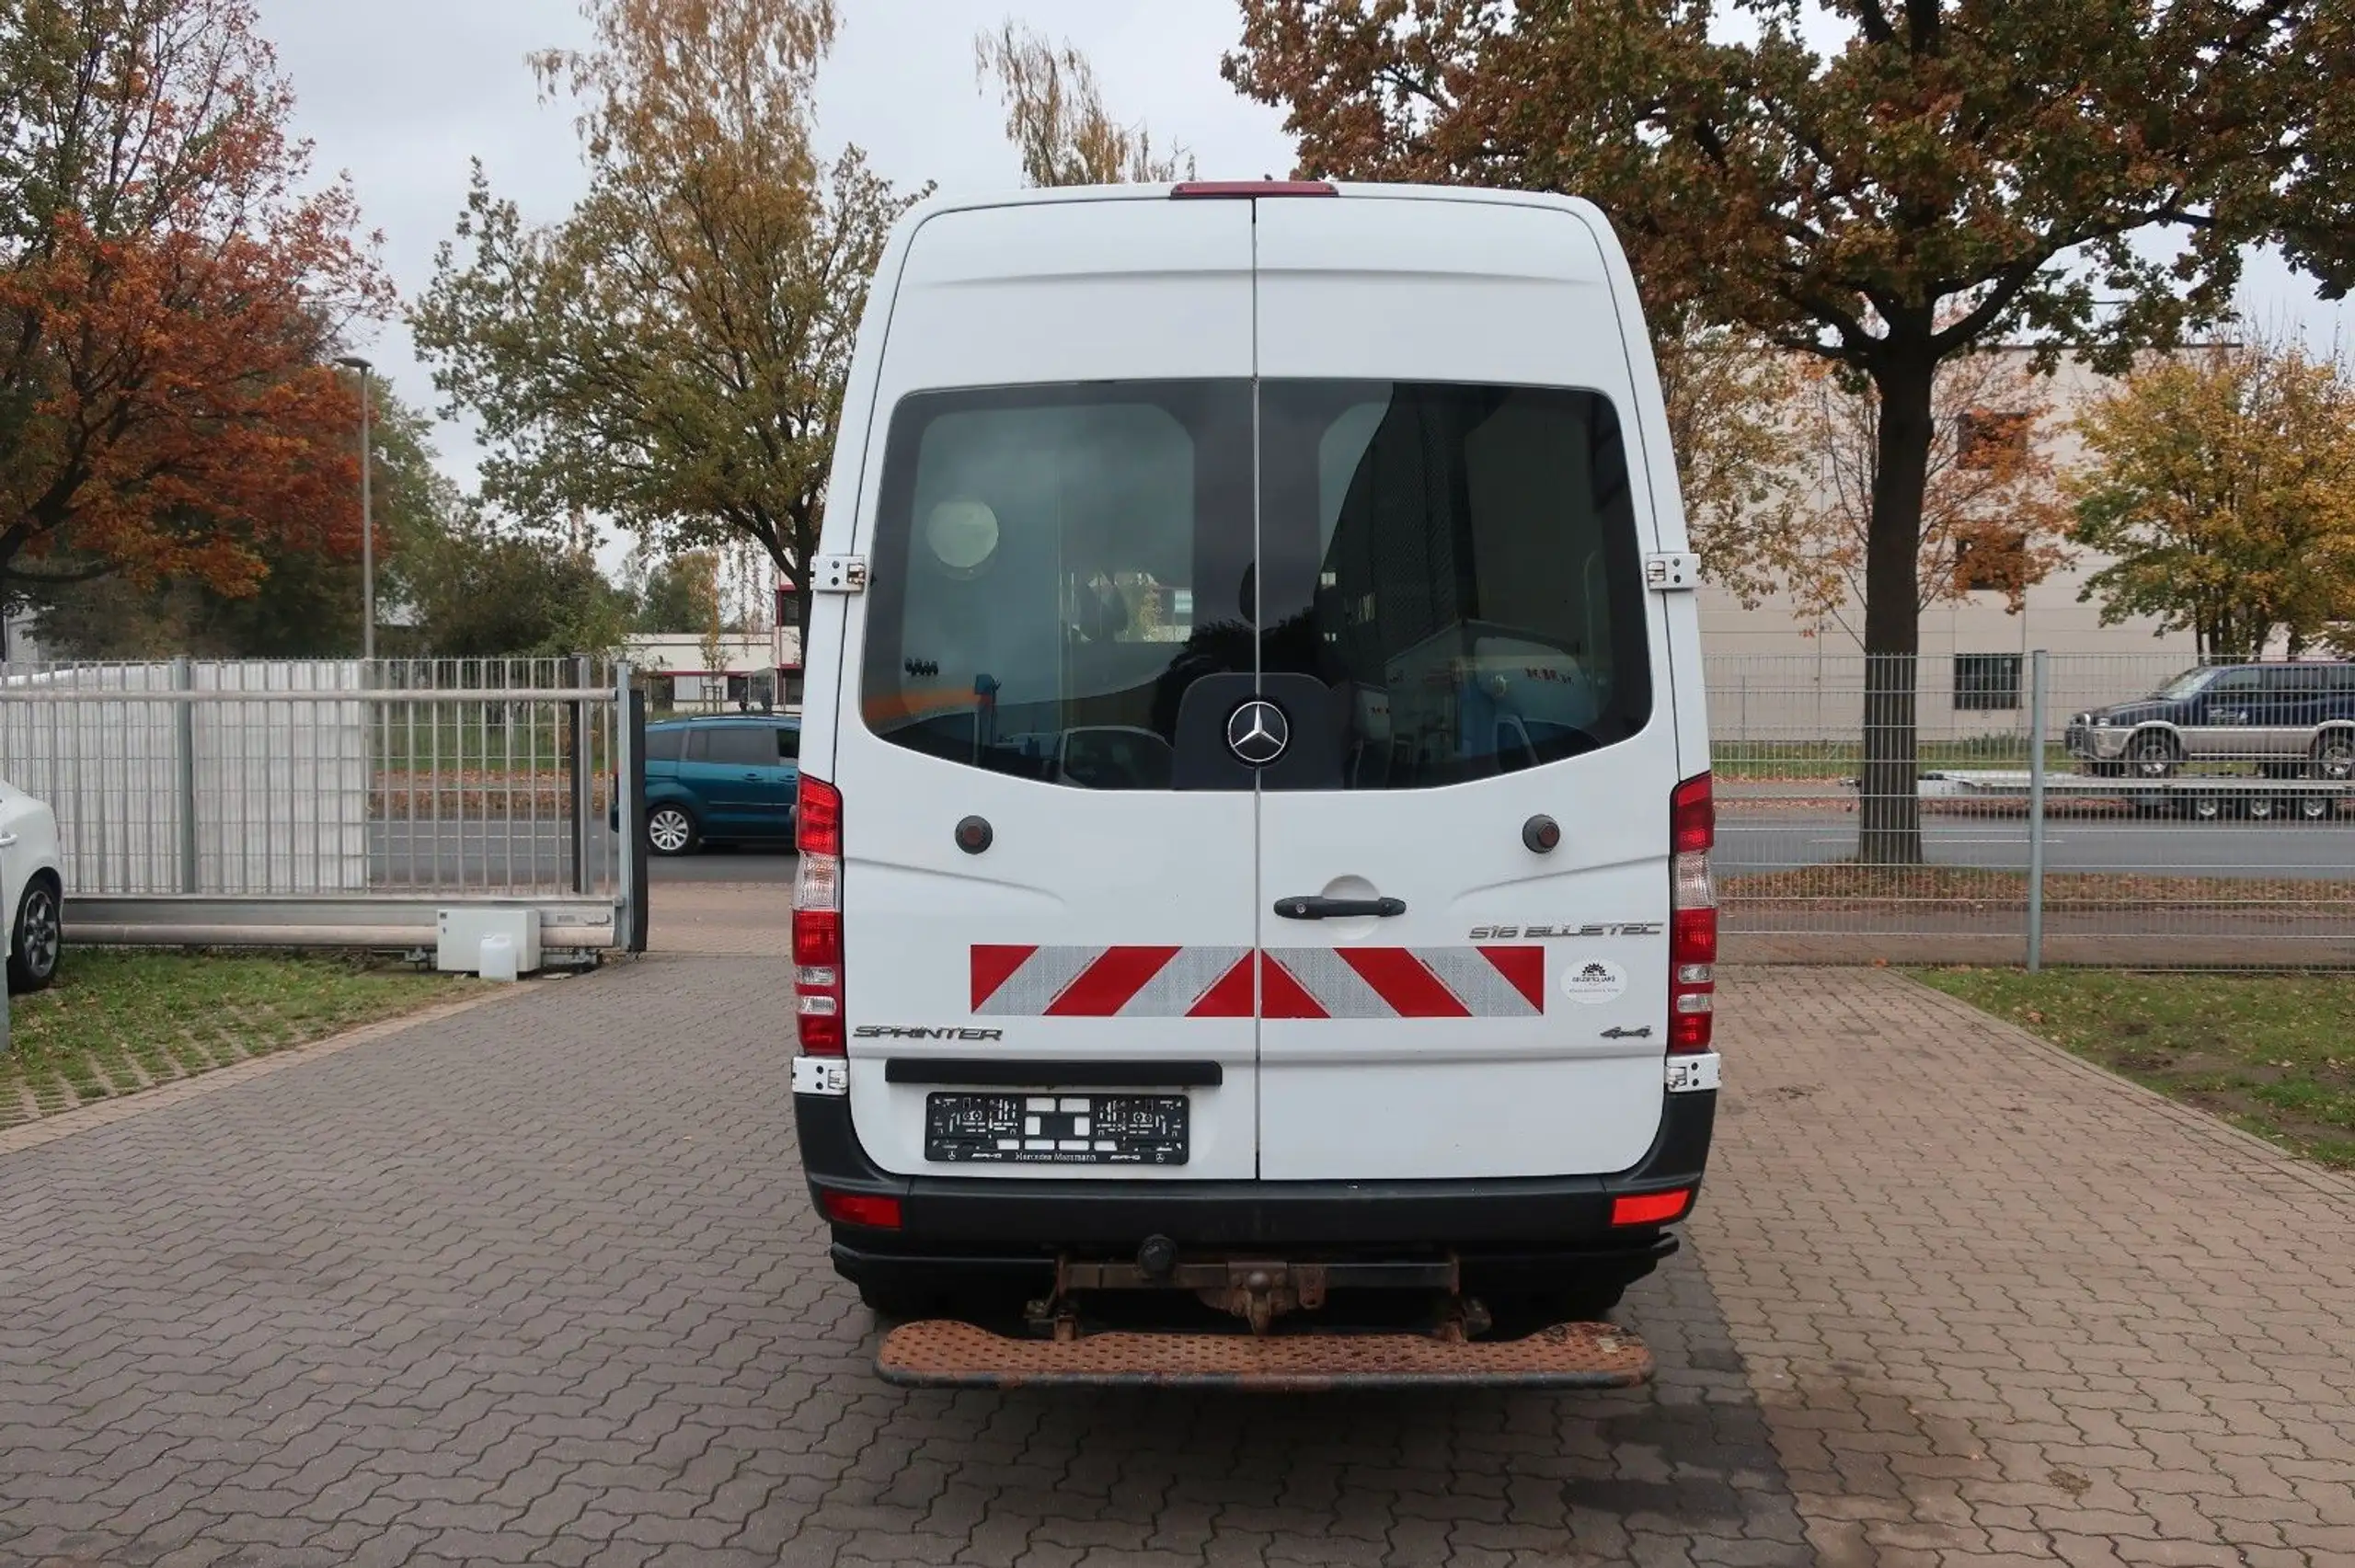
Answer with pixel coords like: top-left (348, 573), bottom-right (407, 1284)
top-left (6, 876), bottom-right (62, 993)
top-left (2186, 792), bottom-right (2226, 822)
top-left (2314, 732), bottom-right (2355, 783)
top-left (2298, 793), bottom-right (2336, 822)
top-left (646, 803), bottom-right (700, 856)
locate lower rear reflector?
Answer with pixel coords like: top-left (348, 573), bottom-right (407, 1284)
top-left (820, 1191), bottom-right (902, 1230)
top-left (1610, 1189), bottom-right (1693, 1227)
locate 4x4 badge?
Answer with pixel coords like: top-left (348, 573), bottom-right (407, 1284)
top-left (1226, 699), bottom-right (1290, 766)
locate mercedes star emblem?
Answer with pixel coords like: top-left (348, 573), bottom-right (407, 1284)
top-left (1225, 699), bottom-right (1291, 767)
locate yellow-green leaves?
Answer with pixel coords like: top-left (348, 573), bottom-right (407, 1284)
top-left (2070, 339), bottom-right (2355, 659)
top-left (412, 0), bottom-right (927, 600)
top-left (977, 18), bottom-right (1194, 188)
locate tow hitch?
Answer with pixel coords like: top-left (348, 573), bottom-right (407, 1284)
top-left (1033, 1254), bottom-right (1465, 1339)
top-left (876, 1240), bottom-right (1653, 1391)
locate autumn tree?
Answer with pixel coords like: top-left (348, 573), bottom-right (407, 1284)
top-left (1770, 349), bottom-right (2071, 641)
top-left (1657, 325), bottom-right (1802, 608)
top-left (2069, 338), bottom-right (2355, 661)
top-left (976, 18), bottom-right (1195, 186)
top-left (633, 549), bottom-right (725, 634)
top-left (396, 518), bottom-right (637, 660)
top-left (1229, 0), bottom-right (2315, 862)
top-left (31, 389), bottom-right (450, 658)
top-left (0, 0), bottom-right (390, 650)
top-left (412, 0), bottom-right (926, 607)
top-left (2238, 0), bottom-right (2354, 299)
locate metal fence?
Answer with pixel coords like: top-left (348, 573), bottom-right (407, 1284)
top-left (1713, 650), bottom-right (2355, 967)
top-left (0, 658), bottom-right (642, 954)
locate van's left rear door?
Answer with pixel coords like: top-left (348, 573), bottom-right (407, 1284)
top-left (830, 197), bottom-right (1264, 1181)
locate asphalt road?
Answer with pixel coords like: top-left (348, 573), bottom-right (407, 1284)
top-left (1718, 809), bottom-right (2355, 877)
top-left (371, 810), bottom-right (2353, 888)
top-left (369, 819), bottom-right (796, 889)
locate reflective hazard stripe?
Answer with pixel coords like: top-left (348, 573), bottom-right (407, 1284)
top-left (970, 945), bottom-right (1545, 1018)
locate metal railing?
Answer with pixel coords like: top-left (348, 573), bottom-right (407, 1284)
top-left (1712, 651), bottom-right (2355, 967)
top-left (0, 658), bottom-right (643, 953)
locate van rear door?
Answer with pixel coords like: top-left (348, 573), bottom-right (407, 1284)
top-left (830, 198), bottom-right (1263, 1180)
top-left (1250, 195), bottom-right (1681, 1181)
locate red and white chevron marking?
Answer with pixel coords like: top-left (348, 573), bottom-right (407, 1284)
top-left (971, 944), bottom-right (1545, 1019)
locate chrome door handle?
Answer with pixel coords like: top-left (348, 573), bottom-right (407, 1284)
top-left (0, 832), bottom-right (18, 848)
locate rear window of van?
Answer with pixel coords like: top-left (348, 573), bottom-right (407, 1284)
top-left (860, 380), bottom-right (1650, 789)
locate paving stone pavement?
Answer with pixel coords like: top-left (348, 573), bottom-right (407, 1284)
top-left (0, 944), bottom-right (2348, 1566)
top-left (0, 954), bottom-right (1802, 1568)
top-left (1694, 968), bottom-right (2355, 1568)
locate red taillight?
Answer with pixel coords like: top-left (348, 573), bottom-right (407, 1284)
top-left (798, 774), bottom-right (841, 857)
top-left (1171, 179), bottom-right (1338, 198)
top-left (1670, 773), bottom-right (1716, 1054)
top-left (1612, 1188), bottom-right (1692, 1227)
top-left (1672, 771), bottom-right (1715, 854)
top-left (795, 775), bottom-right (845, 1056)
top-left (819, 1191), bottom-right (901, 1230)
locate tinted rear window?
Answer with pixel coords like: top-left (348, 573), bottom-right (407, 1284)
top-left (1259, 383), bottom-right (1650, 787)
top-left (860, 382), bottom-right (1254, 786)
top-left (698, 726), bottom-right (778, 766)
top-left (859, 380), bottom-right (1650, 790)
top-left (645, 727), bottom-right (686, 763)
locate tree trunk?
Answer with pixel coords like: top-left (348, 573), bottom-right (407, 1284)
top-left (1859, 346), bottom-right (1936, 867)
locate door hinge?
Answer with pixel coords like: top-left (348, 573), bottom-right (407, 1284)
top-left (1644, 552), bottom-right (1702, 591)
top-left (812, 555), bottom-right (867, 594)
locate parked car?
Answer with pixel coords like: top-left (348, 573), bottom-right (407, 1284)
top-left (2066, 662), bottom-right (2355, 779)
top-left (787, 181), bottom-right (1716, 1382)
top-left (621, 715), bottom-right (801, 855)
top-left (0, 775), bottom-right (63, 992)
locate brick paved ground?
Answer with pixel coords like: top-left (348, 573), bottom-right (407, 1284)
top-left (0, 953), bottom-right (1802, 1568)
top-left (0, 922), bottom-right (2348, 1565)
top-left (1697, 968), bottom-right (2355, 1568)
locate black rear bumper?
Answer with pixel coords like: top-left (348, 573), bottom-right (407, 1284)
top-left (795, 1084), bottom-right (1714, 1295)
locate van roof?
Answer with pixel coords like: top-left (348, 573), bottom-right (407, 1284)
top-left (890, 180), bottom-right (1610, 225)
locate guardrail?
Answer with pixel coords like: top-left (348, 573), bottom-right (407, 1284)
top-left (1711, 650), bottom-right (2355, 968)
top-left (0, 658), bottom-right (646, 956)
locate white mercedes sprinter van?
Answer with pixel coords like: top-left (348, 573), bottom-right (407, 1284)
top-left (788, 181), bottom-right (1717, 1384)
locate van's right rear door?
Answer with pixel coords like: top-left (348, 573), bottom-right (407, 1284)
top-left (829, 197), bottom-right (1264, 1181)
top-left (1250, 193), bottom-right (1682, 1183)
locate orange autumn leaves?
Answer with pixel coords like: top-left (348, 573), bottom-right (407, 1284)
top-left (0, 0), bottom-right (391, 601)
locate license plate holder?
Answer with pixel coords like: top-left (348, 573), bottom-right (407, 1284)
top-left (925, 1093), bottom-right (1189, 1165)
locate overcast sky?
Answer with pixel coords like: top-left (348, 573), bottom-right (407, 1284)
top-left (255, 0), bottom-right (2351, 553)
top-left (254, 0), bottom-right (1292, 527)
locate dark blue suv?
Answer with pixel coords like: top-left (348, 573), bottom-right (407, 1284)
top-left (2067, 662), bottom-right (2355, 780)
top-left (635, 715), bottom-right (801, 855)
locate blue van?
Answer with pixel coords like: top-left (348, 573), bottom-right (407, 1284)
top-left (636, 715), bottom-right (801, 855)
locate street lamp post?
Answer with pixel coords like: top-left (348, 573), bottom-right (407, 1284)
top-left (334, 356), bottom-right (375, 661)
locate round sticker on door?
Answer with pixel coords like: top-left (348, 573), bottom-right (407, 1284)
top-left (1560, 957), bottom-right (1627, 1004)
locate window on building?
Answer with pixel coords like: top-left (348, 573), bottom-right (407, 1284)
top-left (1954, 532), bottom-right (2031, 594)
top-left (1954, 653), bottom-right (2023, 712)
top-left (1956, 408), bottom-right (2031, 471)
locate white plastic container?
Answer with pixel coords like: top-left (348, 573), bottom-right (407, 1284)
top-left (477, 933), bottom-right (520, 983)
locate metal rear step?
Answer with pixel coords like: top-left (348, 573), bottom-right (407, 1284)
top-left (877, 1318), bottom-right (1655, 1391)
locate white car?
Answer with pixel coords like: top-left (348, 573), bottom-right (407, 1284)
top-left (787, 182), bottom-right (1716, 1383)
top-left (0, 775), bottom-right (63, 992)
